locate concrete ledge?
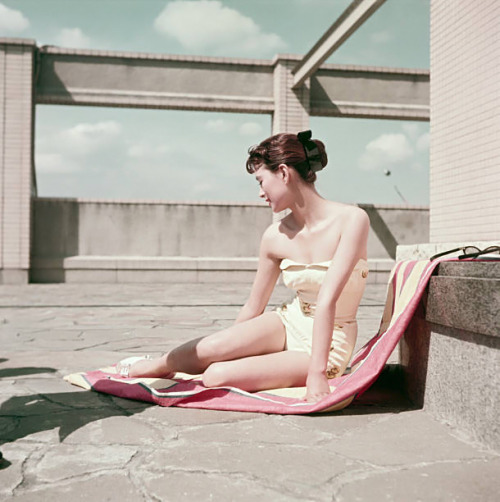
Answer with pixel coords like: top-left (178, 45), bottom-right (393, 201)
top-left (0, 269), bottom-right (29, 284)
top-left (0, 37), bottom-right (37, 47)
top-left (426, 262), bottom-right (500, 338)
top-left (365, 258), bottom-right (394, 284)
top-left (62, 256), bottom-right (260, 271)
top-left (68, 269), bottom-right (258, 284)
top-left (396, 241), bottom-right (499, 261)
top-left (30, 256), bottom-right (260, 283)
top-left (30, 256), bottom-right (394, 284)
top-left (400, 260), bottom-right (500, 451)
top-left (367, 258), bottom-right (395, 271)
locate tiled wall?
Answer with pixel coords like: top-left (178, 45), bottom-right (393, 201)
top-left (0, 40), bottom-right (35, 282)
top-left (430, 1), bottom-right (500, 242)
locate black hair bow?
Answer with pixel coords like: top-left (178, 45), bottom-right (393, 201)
top-left (297, 130), bottom-right (323, 172)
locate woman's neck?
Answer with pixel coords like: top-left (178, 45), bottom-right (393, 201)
top-left (286, 183), bottom-right (330, 229)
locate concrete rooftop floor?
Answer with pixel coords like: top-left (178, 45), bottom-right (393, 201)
top-left (0, 282), bottom-right (499, 501)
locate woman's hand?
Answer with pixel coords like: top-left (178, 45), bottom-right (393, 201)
top-left (305, 371), bottom-right (331, 403)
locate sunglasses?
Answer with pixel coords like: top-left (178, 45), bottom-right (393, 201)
top-left (430, 245), bottom-right (500, 261)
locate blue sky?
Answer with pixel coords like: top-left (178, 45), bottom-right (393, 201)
top-left (1, 0), bottom-right (430, 205)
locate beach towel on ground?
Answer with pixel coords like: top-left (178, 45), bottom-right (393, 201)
top-left (65, 258), bottom-right (450, 414)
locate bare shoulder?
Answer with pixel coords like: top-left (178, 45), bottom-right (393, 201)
top-left (260, 220), bottom-right (283, 258)
top-left (343, 204), bottom-right (369, 226)
top-left (336, 204), bottom-right (370, 251)
top-left (325, 201), bottom-right (369, 228)
top-left (326, 203), bottom-right (369, 263)
top-left (262, 219), bottom-right (282, 240)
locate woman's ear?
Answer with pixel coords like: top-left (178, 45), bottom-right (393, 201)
top-left (278, 164), bottom-right (290, 183)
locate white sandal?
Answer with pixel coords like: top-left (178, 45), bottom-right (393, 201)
top-left (116, 355), bottom-right (153, 378)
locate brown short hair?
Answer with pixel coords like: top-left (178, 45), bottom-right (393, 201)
top-left (246, 132), bottom-right (328, 183)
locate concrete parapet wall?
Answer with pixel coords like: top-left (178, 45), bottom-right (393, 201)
top-left (31, 197), bottom-right (429, 283)
top-left (362, 204), bottom-right (429, 261)
top-left (33, 198), bottom-right (270, 258)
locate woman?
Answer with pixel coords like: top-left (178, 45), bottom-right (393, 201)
top-left (118, 130), bottom-right (370, 403)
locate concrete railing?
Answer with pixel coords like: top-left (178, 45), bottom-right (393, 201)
top-left (30, 197), bottom-right (429, 283)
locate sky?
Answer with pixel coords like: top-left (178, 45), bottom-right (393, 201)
top-left (0, 0), bottom-right (430, 205)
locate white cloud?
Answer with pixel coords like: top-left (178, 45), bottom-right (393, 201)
top-left (127, 144), bottom-right (148, 159)
top-left (35, 153), bottom-right (80, 174)
top-left (416, 132), bottom-right (430, 151)
top-left (57, 121), bottom-right (122, 155)
top-left (192, 181), bottom-right (216, 196)
top-left (127, 142), bottom-right (170, 159)
top-left (154, 1), bottom-right (286, 56)
top-left (35, 121), bottom-right (123, 176)
top-left (359, 133), bottom-right (414, 171)
top-left (205, 118), bottom-right (235, 133)
top-left (55, 28), bottom-right (91, 48)
top-left (371, 31), bottom-right (392, 44)
top-left (0, 3), bottom-right (29, 33)
top-left (401, 123), bottom-right (420, 140)
top-left (238, 122), bottom-right (263, 136)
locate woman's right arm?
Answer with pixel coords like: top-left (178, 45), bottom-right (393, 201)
top-left (234, 224), bottom-right (282, 324)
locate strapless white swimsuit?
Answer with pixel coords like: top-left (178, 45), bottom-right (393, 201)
top-left (274, 258), bottom-right (369, 378)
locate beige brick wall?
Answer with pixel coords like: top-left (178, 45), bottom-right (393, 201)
top-left (272, 58), bottom-right (310, 134)
top-left (0, 39), bottom-right (35, 281)
top-left (430, 1), bottom-right (500, 242)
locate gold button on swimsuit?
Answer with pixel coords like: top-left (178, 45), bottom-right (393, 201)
top-left (275, 258), bottom-right (369, 379)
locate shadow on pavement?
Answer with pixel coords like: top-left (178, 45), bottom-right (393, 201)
top-left (0, 386), bottom-right (151, 469)
top-left (0, 452), bottom-right (11, 470)
top-left (0, 367), bottom-right (58, 378)
top-left (324, 364), bottom-right (416, 416)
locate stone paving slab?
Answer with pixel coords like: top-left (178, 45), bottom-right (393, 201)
top-left (0, 283), bottom-right (498, 501)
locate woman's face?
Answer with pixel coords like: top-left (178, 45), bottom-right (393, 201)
top-left (254, 166), bottom-right (289, 212)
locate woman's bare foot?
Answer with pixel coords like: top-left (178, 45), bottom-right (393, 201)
top-left (116, 355), bottom-right (175, 379)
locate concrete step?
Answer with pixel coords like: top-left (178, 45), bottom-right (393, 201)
top-left (30, 256), bottom-right (395, 284)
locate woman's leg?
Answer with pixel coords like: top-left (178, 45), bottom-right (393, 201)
top-left (121, 311), bottom-right (287, 378)
top-left (202, 350), bottom-right (311, 392)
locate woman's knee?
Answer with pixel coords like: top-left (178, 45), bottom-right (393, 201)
top-left (202, 362), bottom-right (232, 388)
top-left (196, 330), bottom-right (232, 361)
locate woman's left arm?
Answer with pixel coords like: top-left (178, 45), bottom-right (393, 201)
top-left (305, 208), bottom-right (370, 402)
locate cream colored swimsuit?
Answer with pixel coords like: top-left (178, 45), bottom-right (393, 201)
top-left (274, 258), bottom-right (369, 379)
